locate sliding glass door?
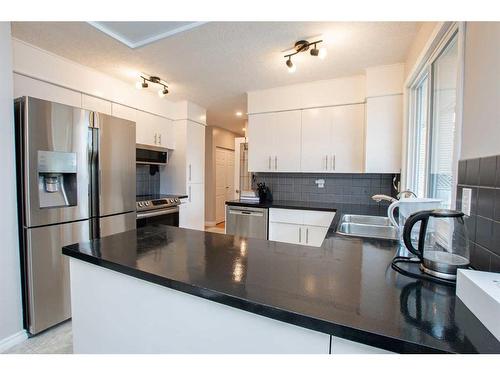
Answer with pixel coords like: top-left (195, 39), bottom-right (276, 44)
top-left (408, 28), bottom-right (459, 208)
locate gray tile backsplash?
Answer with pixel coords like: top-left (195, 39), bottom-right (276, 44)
top-left (136, 165), bottom-right (160, 196)
top-left (254, 172), bottom-right (398, 207)
top-left (457, 155), bottom-right (500, 272)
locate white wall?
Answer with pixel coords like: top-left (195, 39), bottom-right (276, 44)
top-left (0, 23), bottom-right (24, 349)
top-left (460, 22), bottom-right (500, 159)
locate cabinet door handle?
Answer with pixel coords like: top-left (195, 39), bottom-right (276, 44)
top-left (275, 156), bottom-right (277, 170)
top-left (189, 185), bottom-right (192, 202)
top-left (268, 156), bottom-right (271, 170)
top-left (299, 227), bottom-right (302, 243)
top-left (189, 164), bottom-right (192, 181)
top-left (325, 155), bottom-right (328, 171)
top-left (306, 227), bottom-right (309, 244)
top-left (332, 155), bottom-right (336, 171)
top-left (158, 134), bottom-right (162, 145)
top-left (154, 133), bottom-right (158, 144)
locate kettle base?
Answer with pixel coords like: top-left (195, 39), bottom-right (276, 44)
top-left (419, 264), bottom-right (458, 281)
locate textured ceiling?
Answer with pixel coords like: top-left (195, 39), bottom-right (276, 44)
top-left (11, 22), bottom-right (421, 135)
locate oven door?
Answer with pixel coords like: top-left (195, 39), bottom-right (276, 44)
top-left (136, 207), bottom-right (179, 228)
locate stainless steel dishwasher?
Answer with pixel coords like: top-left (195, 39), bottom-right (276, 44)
top-left (225, 205), bottom-right (268, 239)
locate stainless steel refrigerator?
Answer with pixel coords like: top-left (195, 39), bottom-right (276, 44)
top-left (15, 96), bottom-right (136, 335)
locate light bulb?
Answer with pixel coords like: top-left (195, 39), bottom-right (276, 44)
top-left (158, 89), bottom-right (165, 97)
top-left (318, 47), bottom-right (327, 60)
top-left (135, 81), bottom-right (143, 90)
top-left (288, 63), bottom-right (296, 73)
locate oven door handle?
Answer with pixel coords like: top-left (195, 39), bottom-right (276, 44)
top-left (136, 207), bottom-right (179, 219)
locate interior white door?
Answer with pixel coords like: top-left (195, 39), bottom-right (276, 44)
top-left (330, 104), bottom-right (365, 173)
top-left (225, 149), bottom-right (235, 202)
top-left (215, 148), bottom-right (235, 224)
top-left (301, 107), bottom-right (332, 172)
top-left (215, 148), bottom-right (227, 224)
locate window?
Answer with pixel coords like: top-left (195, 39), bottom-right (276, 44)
top-left (407, 28), bottom-right (460, 208)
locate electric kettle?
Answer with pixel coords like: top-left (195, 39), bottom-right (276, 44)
top-left (402, 209), bottom-right (470, 280)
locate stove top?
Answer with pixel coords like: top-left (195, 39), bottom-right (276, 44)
top-left (136, 194), bottom-right (182, 212)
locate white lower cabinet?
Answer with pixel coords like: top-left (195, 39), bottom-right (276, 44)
top-left (180, 183), bottom-right (205, 230)
top-left (331, 336), bottom-right (393, 354)
top-left (268, 208), bottom-right (334, 247)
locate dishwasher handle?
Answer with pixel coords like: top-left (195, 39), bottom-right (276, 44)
top-left (228, 209), bottom-right (264, 217)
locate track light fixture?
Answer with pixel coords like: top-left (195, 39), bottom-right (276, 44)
top-left (136, 74), bottom-right (170, 97)
top-left (284, 39), bottom-right (326, 72)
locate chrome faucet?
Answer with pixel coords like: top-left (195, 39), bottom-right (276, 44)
top-left (371, 194), bottom-right (398, 203)
top-left (397, 190), bottom-right (417, 199)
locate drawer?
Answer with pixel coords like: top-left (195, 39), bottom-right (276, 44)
top-left (269, 208), bottom-right (303, 224)
top-left (302, 210), bottom-right (335, 227)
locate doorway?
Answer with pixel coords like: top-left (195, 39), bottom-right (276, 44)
top-left (215, 147), bottom-right (235, 224)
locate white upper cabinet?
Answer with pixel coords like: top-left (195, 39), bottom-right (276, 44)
top-left (13, 73), bottom-right (82, 108)
top-left (135, 110), bottom-right (175, 149)
top-left (300, 104), bottom-right (364, 173)
top-left (111, 103), bottom-right (137, 122)
top-left (365, 95), bottom-right (402, 173)
top-left (330, 104), bottom-right (365, 173)
top-left (82, 94), bottom-right (112, 115)
top-left (248, 110), bottom-right (301, 172)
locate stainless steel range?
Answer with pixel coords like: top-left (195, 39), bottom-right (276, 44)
top-left (136, 194), bottom-right (182, 228)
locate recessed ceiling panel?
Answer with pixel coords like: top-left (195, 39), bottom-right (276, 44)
top-left (88, 21), bottom-right (206, 48)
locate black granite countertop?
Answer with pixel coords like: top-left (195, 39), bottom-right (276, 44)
top-left (62, 204), bottom-right (500, 354)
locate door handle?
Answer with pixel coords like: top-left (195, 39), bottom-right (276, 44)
top-left (154, 133), bottom-right (158, 144)
top-left (268, 156), bottom-right (271, 170)
top-left (325, 155), bottom-right (328, 171)
top-left (306, 227), bottom-right (309, 244)
top-left (299, 227), bottom-right (302, 243)
top-left (332, 155), bottom-right (336, 171)
top-left (188, 185), bottom-right (192, 202)
top-left (189, 164), bottom-right (192, 181)
top-left (158, 134), bottom-right (162, 145)
top-left (274, 156), bottom-right (277, 170)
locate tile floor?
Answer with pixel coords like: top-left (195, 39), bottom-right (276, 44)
top-left (3, 321), bottom-right (73, 354)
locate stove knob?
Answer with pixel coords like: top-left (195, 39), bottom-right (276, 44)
top-left (170, 199), bottom-right (174, 203)
top-left (145, 202), bottom-right (150, 206)
top-left (138, 202), bottom-right (143, 207)
top-left (175, 198), bottom-right (179, 203)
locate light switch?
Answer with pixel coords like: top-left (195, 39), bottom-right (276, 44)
top-left (461, 188), bottom-right (472, 216)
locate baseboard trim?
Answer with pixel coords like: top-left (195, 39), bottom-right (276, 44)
top-left (0, 330), bottom-right (28, 353)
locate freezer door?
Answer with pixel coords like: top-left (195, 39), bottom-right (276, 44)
top-left (19, 97), bottom-right (92, 227)
top-left (96, 113), bottom-right (136, 216)
top-left (25, 219), bottom-right (90, 334)
top-left (99, 212), bottom-right (137, 237)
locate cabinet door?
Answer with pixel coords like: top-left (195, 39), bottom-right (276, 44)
top-left (156, 117), bottom-right (175, 149)
top-left (111, 103), bottom-right (137, 123)
top-left (301, 107), bottom-right (332, 172)
top-left (135, 110), bottom-right (156, 146)
top-left (82, 94), bottom-right (112, 115)
top-left (186, 121), bottom-right (205, 184)
top-left (303, 226), bottom-right (329, 247)
top-left (180, 183), bottom-right (205, 230)
top-left (330, 104), bottom-right (365, 173)
top-left (248, 113), bottom-right (275, 172)
top-left (269, 222), bottom-right (301, 245)
top-left (273, 110), bottom-right (302, 172)
top-left (365, 95), bottom-right (402, 173)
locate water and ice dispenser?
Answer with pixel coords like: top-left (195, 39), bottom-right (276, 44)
top-left (37, 150), bottom-right (78, 208)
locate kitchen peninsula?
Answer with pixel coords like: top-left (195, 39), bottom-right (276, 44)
top-left (62, 220), bottom-right (500, 354)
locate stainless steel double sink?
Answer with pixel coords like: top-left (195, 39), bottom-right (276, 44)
top-left (336, 214), bottom-right (398, 240)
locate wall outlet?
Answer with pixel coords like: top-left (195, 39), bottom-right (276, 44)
top-left (315, 179), bottom-right (325, 188)
top-left (461, 188), bottom-right (472, 216)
